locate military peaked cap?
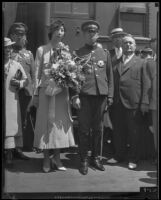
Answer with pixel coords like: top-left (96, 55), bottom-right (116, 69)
top-left (141, 47), bottom-right (153, 53)
top-left (7, 22), bottom-right (28, 37)
top-left (81, 20), bottom-right (100, 32)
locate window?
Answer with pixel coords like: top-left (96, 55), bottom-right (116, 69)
top-left (51, 2), bottom-right (95, 19)
top-left (118, 3), bottom-right (147, 37)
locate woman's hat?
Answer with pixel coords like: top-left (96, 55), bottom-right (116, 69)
top-left (110, 28), bottom-right (127, 38)
top-left (4, 37), bottom-right (15, 47)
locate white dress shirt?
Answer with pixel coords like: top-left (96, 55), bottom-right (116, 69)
top-left (123, 53), bottom-right (135, 65)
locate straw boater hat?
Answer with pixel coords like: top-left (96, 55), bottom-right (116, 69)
top-left (110, 28), bottom-right (127, 38)
top-left (4, 37), bottom-right (15, 47)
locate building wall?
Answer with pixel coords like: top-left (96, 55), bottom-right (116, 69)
top-left (3, 2), bottom-right (18, 36)
top-left (149, 2), bottom-right (158, 39)
top-left (3, 2), bottom-right (158, 54)
top-left (96, 2), bottom-right (119, 36)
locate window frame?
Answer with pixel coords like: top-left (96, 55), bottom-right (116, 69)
top-left (50, 2), bottom-right (95, 19)
top-left (118, 3), bottom-right (148, 37)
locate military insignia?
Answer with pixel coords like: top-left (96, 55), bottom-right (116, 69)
top-left (97, 60), bottom-right (104, 67)
top-left (23, 53), bottom-right (30, 58)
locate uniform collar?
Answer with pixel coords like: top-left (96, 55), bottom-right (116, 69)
top-left (85, 43), bottom-right (98, 50)
top-left (13, 45), bottom-right (23, 52)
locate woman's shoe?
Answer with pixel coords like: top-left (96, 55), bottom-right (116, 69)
top-left (42, 159), bottom-right (51, 173)
top-left (51, 157), bottom-right (66, 171)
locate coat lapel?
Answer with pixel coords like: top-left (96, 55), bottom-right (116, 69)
top-left (116, 56), bottom-right (123, 75)
top-left (121, 55), bottom-right (137, 75)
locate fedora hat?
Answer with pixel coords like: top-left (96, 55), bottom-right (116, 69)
top-left (110, 28), bottom-right (127, 38)
top-left (4, 37), bottom-right (15, 47)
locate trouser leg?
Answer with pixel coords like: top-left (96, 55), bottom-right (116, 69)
top-left (18, 89), bottom-right (32, 150)
top-left (91, 96), bottom-right (107, 158)
top-left (126, 109), bottom-right (140, 163)
top-left (112, 102), bottom-right (128, 161)
top-left (78, 96), bottom-right (91, 161)
top-left (152, 110), bottom-right (157, 152)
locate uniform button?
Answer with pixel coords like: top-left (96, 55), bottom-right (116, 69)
top-left (95, 68), bottom-right (97, 71)
top-left (96, 74), bottom-right (99, 77)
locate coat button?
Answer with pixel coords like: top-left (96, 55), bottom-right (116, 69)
top-left (96, 74), bottom-right (99, 77)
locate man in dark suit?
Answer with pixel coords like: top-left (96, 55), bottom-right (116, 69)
top-left (106, 28), bottom-right (127, 150)
top-left (107, 34), bottom-right (149, 169)
top-left (141, 47), bottom-right (157, 163)
top-left (72, 20), bottom-right (114, 175)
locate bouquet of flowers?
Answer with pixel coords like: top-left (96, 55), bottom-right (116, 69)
top-left (44, 43), bottom-right (85, 93)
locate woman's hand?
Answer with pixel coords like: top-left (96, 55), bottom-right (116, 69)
top-left (10, 78), bottom-right (20, 88)
top-left (72, 97), bottom-right (81, 109)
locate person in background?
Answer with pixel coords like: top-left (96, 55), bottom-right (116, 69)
top-left (8, 22), bottom-right (36, 155)
top-left (72, 20), bottom-right (114, 175)
top-left (105, 28), bottom-right (127, 154)
top-left (106, 34), bottom-right (149, 170)
top-left (4, 37), bottom-right (28, 165)
top-left (33, 20), bottom-right (75, 173)
top-left (109, 28), bottom-right (127, 68)
top-left (141, 47), bottom-right (157, 164)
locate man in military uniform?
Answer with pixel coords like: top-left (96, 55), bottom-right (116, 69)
top-left (72, 20), bottom-right (114, 175)
top-left (7, 22), bottom-right (36, 159)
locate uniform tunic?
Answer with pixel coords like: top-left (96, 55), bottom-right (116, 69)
top-left (34, 43), bottom-right (75, 149)
top-left (5, 59), bottom-right (27, 149)
top-left (73, 43), bottom-right (114, 159)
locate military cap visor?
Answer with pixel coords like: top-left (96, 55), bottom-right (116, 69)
top-left (141, 48), bottom-right (153, 53)
top-left (81, 20), bottom-right (100, 32)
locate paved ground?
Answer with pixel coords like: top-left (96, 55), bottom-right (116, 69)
top-left (3, 147), bottom-right (158, 199)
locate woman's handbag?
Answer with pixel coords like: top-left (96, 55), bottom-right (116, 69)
top-left (45, 79), bottom-right (62, 96)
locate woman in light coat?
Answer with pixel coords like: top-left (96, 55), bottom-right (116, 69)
top-left (33, 20), bottom-right (75, 172)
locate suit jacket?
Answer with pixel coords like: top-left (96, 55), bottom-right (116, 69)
top-left (113, 55), bottom-right (149, 109)
top-left (74, 43), bottom-right (114, 97)
top-left (145, 58), bottom-right (157, 110)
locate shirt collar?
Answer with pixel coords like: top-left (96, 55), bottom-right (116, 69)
top-left (123, 53), bottom-right (134, 62)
